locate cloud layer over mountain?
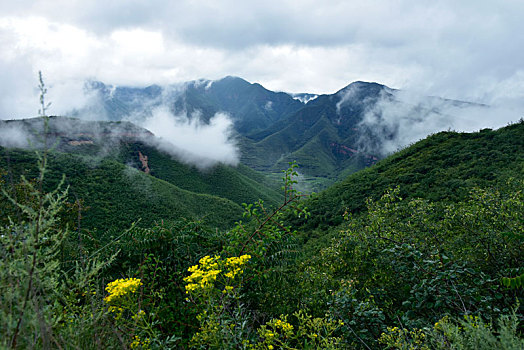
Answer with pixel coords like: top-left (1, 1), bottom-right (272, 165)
top-left (1, 0), bottom-right (523, 117)
top-left (354, 90), bottom-right (521, 155)
top-left (1, 1), bottom-right (523, 169)
top-left (140, 107), bottom-right (239, 168)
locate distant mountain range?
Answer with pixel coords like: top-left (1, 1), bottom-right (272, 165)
top-left (80, 76), bottom-right (304, 137)
top-left (75, 76), bottom-right (484, 190)
top-left (0, 116), bottom-right (283, 230)
top-left (0, 76), bottom-right (487, 194)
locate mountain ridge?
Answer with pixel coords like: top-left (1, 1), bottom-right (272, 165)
top-left (63, 77), bottom-right (496, 190)
top-left (0, 116), bottom-right (284, 229)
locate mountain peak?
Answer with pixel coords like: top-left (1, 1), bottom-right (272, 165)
top-left (337, 81), bottom-right (387, 95)
top-left (215, 76), bottom-right (250, 85)
top-left (220, 75), bottom-right (245, 81)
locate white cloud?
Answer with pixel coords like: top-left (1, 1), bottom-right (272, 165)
top-left (355, 89), bottom-right (522, 155)
top-left (0, 0), bottom-right (523, 118)
top-left (0, 123), bottom-right (33, 148)
top-left (141, 106), bottom-right (239, 169)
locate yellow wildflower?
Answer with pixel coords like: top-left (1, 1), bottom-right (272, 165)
top-left (132, 310), bottom-right (146, 321)
top-left (130, 335), bottom-right (150, 349)
top-left (104, 278), bottom-right (142, 304)
top-left (184, 254), bottom-right (251, 294)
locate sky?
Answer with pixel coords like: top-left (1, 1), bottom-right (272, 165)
top-left (1, 0), bottom-right (523, 120)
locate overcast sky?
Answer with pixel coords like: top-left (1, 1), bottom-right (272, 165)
top-left (1, 0), bottom-right (523, 119)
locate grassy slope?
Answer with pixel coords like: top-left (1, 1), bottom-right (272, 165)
top-left (0, 148), bottom-right (244, 230)
top-left (240, 92), bottom-right (381, 188)
top-left (117, 142), bottom-right (283, 207)
top-left (0, 116), bottom-right (284, 212)
top-left (300, 121), bottom-right (524, 231)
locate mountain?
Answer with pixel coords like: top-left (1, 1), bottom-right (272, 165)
top-left (239, 82), bottom-right (392, 190)
top-left (76, 77), bottom-right (488, 191)
top-left (79, 80), bottom-right (164, 121)
top-left (80, 76), bottom-right (304, 137)
top-left (298, 120), bottom-right (524, 232)
top-left (240, 81), bottom-right (486, 190)
top-left (0, 116), bottom-right (283, 230)
top-left (76, 79), bottom-right (389, 190)
top-left (171, 76), bottom-right (305, 136)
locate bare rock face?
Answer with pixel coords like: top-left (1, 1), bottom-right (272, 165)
top-left (68, 140), bottom-right (94, 146)
top-left (138, 151), bottom-right (150, 174)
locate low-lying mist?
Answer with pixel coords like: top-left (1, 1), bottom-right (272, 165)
top-left (0, 79), bottom-right (240, 170)
top-left (337, 87), bottom-right (523, 156)
top-left (139, 106), bottom-right (239, 169)
top-left (84, 80), bottom-right (240, 169)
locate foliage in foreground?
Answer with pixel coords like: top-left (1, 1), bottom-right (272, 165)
top-left (2, 148), bottom-right (523, 348)
top-left (1, 81), bottom-right (523, 349)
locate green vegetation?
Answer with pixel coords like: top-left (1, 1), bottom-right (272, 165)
top-left (0, 115), bottom-right (285, 231)
top-left (117, 141), bottom-right (283, 207)
top-left (302, 122), bottom-right (524, 231)
top-left (240, 82), bottom-right (387, 189)
top-left (0, 148), bottom-right (244, 230)
top-left (0, 77), bottom-right (523, 348)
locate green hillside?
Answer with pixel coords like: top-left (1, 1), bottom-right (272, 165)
top-left (2, 116), bottom-right (523, 349)
top-left (0, 116), bottom-right (283, 207)
top-left (0, 147), bottom-right (244, 230)
top-left (116, 142), bottom-right (282, 207)
top-left (0, 116), bottom-right (287, 231)
top-left (302, 120), bottom-right (524, 231)
top-left (239, 83), bottom-right (389, 188)
top-left (241, 81), bottom-right (488, 192)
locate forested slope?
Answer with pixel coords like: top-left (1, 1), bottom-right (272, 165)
top-left (1, 118), bottom-right (523, 349)
top-left (302, 120), bottom-right (524, 230)
top-left (0, 148), bottom-right (244, 230)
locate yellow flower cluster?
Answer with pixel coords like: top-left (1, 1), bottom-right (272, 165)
top-left (130, 335), bottom-right (150, 349)
top-left (184, 254), bottom-right (251, 294)
top-left (184, 255), bottom-right (222, 293)
top-left (379, 326), bottom-right (428, 349)
top-left (269, 318), bottom-right (294, 333)
top-left (132, 309), bottom-right (146, 321)
top-left (104, 278), bottom-right (142, 304)
top-left (224, 254), bottom-right (251, 278)
top-left (434, 315), bottom-right (449, 331)
top-left (463, 314), bottom-right (480, 328)
top-left (108, 306), bottom-right (124, 315)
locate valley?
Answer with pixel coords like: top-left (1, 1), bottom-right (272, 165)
top-left (1, 77), bottom-right (523, 349)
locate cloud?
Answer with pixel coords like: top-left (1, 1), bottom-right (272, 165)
top-left (140, 106), bottom-right (239, 169)
top-left (0, 74), bottom-right (241, 169)
top-left (0, 122), bottom-right (33, 148)
top-left (355, 89), bottom-right (522, 155)
top-left (336, 83), bottom-right (365, 114)
top-left (0, 1), bottom-right (523, 100)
